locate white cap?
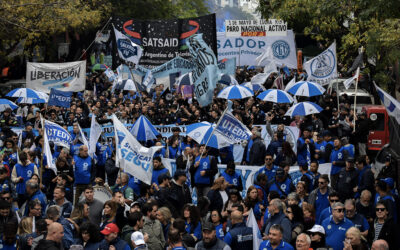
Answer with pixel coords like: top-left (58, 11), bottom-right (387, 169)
top-left (308, 224), bottom-right (325, 235)
top-left (131, 231), bottom-right (146, 246)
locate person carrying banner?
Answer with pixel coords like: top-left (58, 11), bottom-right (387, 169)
top-left (190, 145), bottom-right (218, 197)
top-left (73, 145), bottom-right (95, 205)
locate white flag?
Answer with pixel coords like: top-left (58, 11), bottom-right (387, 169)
top-left (89, 114), bottom-right (102, 157)
top-left (77, 123), bottom-right (89, 148)
top-left (246, 209), bottom-right (262, 250)
top-left (303, 42), bottom-right (337, 85)
top-left (284, 77), bottom-right (296, 92)
top-left (114, 27), bottom-right (143, 64)
top-left (251, 73), bottom-right (270, 86)
top-left (41, 118), bottom-right (57, 175)
top-left (112, 115), bottom-right (162, 185)
top-left (264, 60), bottom-right (278, 76)
top-left (255, 46), bottom-right (274, 66)
top-left (343, 67), bottom-right (360, 89)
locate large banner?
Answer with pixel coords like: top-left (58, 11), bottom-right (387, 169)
top-left (26, 61), bottom-right (86, 93)
top-left (44, 120), bottom-right (72, 149)
top-left (260, 125), bottom-right (300, 153)
top-left (112, 14), bottom-right (217, 68)
top-left (225, 19), bottom-right (287, 37)
top-left (217, 30), bottom-right (297, 68)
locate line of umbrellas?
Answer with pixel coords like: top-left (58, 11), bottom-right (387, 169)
top-left (0, 88), bottom-right (49, 112)
top-left (216, 80), bottom-right (325, 117)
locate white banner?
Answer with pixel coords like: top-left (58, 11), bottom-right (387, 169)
top-left (162, 158), bottom-right (332, 197)
top-left (303, 42), bottom-right (337, 85)
top-left (217, 30), bottom-right (297, 67)
top-left (225, 19), bottom-right (287, 37)
top-left (26, 61), bottom-right (86, 93)
top-left (113, 115), bottom-right (162, 185)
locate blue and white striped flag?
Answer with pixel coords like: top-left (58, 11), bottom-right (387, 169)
top-left (375, 83), bottom-right (400, 124)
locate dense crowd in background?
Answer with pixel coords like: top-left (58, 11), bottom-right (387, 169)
top-left (0, 66), bottom-right (397, 250)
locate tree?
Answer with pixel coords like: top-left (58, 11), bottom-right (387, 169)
top-left (257, 0), bottom-right (400, 91)
top-left (0, 0), bottom-right (111, 61)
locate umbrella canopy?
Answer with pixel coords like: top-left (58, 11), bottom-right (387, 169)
top-left (217, 85), bottom-right (254, 100)
top-left (6, 88), bottom-right (43, 99)
top-left (129, 115), bottom-right (160, 141)
top-left (257, 89), bottom-right (294, 103)
top-left (0, 99), bottom-right (18, 112)
top-left (219, 74), bottom-right (238, 85)
top-left (17, 91), bottom-right (49, 104)
top-left (285, 102), bottom-right (323, 117)
top-left (241, 82), bottom-right (265, 92)
top-left (287, 81), bottom-right (326, 97)
top-left (186, 122), bottom-right (230, 149)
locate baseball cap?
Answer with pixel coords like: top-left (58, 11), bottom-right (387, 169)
top-left (276, 168), bottom-right (285, 177)
top-left (202, 221), bottom-right (215, 231)
top-left (131, 231), bottom-right (146, 245)
top-left (308, 224), bottom-right (325, 235)
top-left (100, 223), bottom-right (119, 235)
top-left (346, 157), bottom-right (355, 163)
top-left (157, 173), bottom-right (172, 184)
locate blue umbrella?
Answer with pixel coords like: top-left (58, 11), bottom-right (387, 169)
top-left (285, 102), bottom-right (323, 117)
top-left (257, 89), bottom-right (294, 103)
top-left (186, 122), bottom-right (230, 149)
top-left (129, 115), bottom-right (160, 141)
top-left (217, 85), bottom-right (254, 100)
top-left (219, 74), bottom-right (238, 85)
top-left (287, 81), bottom-right (326, 97)
top-left (17, 97), bottom-right (47, 104)
top-left (6, 88), bottom-right (43, 99)
top-left (0, 99), bottom-right (18, 112)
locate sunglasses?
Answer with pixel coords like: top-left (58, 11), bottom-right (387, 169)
top-left (265, 158), bottom-right (273, 161)
top-left (286, 210), bottom-right (293, 214)
top-left (334, 208), bottom-right (344, 213)
top-left (318, 182), bottom-right (326, 185)
top-left (330, 199), bottom-right (339, 203)
top-left (376, 208), bottom-right (386, 212)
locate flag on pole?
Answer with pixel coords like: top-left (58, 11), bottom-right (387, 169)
top-left (142, 70), bottom-right (155, 93)
top-left (303, 42), bottom-right (337, 85)
top-left (77, 123), bottom-right (89, 148)
top-left (89, 114), bottom-right (102, 157)
top-left (112, 114), bottom-right (162, 185)
top-left (375, 83), bottom-right (400, 124)
top-left (343, 67), bottom-right (360, 89)
top-left (347, 47), bottom-right (364, 74)
top-left (256, 46), bottom-right (274, 66)
top-left (264, 60), bottom-right (278, 76)
top-left (273, 75), bottom-right (284, 90)
top-left (246, 209), bottom-right (262, 250)
top-left (215, 112), bottom-right (252, 144)
top-left (113, 27), bottom-right (143, 64)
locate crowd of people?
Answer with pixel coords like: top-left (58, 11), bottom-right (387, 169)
top-left (0, 66), bottom-right (398, 250)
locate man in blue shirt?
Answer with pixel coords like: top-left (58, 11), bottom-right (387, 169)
top-left (344, 199), bottom-right (369, 238)
top-left (322, 202), bottom-right (354, 250)
top-left (308, 174), bottom-right (334, 221)
top-left (253, 153), bottom-right (278, 182)
top-left (259, 224), bottom-right (294, 250)
top-left (73, 145), bottom-right (94, 205)
top-left (317, 192), bottom-right (340, 224)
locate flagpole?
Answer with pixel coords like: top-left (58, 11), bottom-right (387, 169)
top-left (353, 68), bottom-right (360, 132)
top-left (39, 115), bottom-right (45, 188)
top-left (128, 65), bottom-right (144, 107)
top-left (78, 17), bottom-right (112, 60)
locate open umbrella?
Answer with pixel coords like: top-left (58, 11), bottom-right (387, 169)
top-left (186, 122), bottom-right (230, 149)
top-left (6, 88), bottom-right (43, 99)
top-left (0, 99), bottom-right (18, 112)
top-left (217, 85), bottom-right (254, 100)
top-left (257, 89), bottom-right (294, 103)
top-left (284, 102), bottom-right (323, 117)
top-left (17, 91), bottom-right (49, 104)
top-left (219, 74), bottom-right (238, 85)
top-left (287, 81), bottom-right (326, 97)
top-left (129, 115), bottom-right (160, 141)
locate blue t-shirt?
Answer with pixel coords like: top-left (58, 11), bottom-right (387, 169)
top-left (315, 190), bottom-right (330, 220)
top-left (322, 216), bottom-right (354, 250)
top-left (259, 240), bottom-right (294, 250)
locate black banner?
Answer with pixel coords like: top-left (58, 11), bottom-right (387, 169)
top-left (112, 14), bottom-right (217, 68)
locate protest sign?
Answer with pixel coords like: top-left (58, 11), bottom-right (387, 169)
top-left (112, 14), bottom-right (217, 68)
top-left (26, 61), bottom-right (86, 93)
top-left (225, 19), bottom-right (287, 37)
top-left (44, 120), bottom-right (72, 149)
top-left (215, 112), bottom-right (252, 143)
top-left (217, 30), bottom-right (296, 67)
top-left (47, 88), bottom-right (73, 108)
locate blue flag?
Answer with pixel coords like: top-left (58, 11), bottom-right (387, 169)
top-left (215, 112), bottom-right (252, 143)
top-left (44, 120), bottom-right (72, 149)
top-left (48, 88), bottom-right (72, 108)
top-left (218, 58), bottom-right (236, 76)
top-left (186, 34), bottom-right (219, 107)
